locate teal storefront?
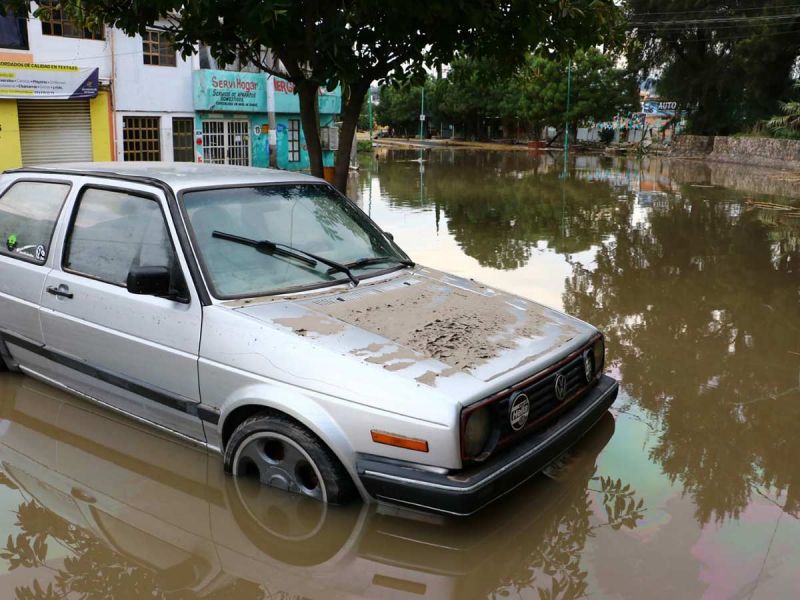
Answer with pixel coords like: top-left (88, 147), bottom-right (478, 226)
top-left (272, 78), bottom-right (340, 171)
top-left (193, 70), bottom-right (340, 171)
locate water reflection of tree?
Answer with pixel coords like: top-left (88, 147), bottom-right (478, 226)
top-left (1, 497), bottom-right (265, 600)
top-left (370, 151), bottom-right (627, 269)
top-left (471, 470), bottom-right (645, 600)
top-left (563, 191), bottom-right (800, 524)
top-left (0, 462), bottom-right (645, 600)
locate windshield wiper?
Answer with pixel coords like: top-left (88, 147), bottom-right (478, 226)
top-left (212, 231), bottom-right (359, 286)
top-left (326, 256), bottom-right (415, 274)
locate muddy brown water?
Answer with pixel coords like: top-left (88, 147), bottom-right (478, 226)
top-left (0, 150), bottom-right (798, 599)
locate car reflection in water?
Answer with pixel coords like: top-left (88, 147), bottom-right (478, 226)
top-left (0, 375), bottom-right (641, 599)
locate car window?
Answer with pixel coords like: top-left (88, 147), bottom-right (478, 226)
top-left (0, 180), bottom-right (70, 264)
top-left (65, 188), bottom-right (177, 287)
top-left (182, 184), bottom-right (407, 298)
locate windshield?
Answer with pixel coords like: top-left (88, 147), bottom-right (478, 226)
top-left (181, 184), bottom-right (409, 298)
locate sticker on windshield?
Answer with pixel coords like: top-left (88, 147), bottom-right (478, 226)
top-left (6, 234), bottom-right (17, 252)
top-left (35, 245), bottom-right (46, 262)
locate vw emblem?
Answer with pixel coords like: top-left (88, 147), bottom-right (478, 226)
top-left (509, 393), bottom-right (530, 431)
top-left (554, 373), bottom-right (568, 402)
top-left (583, 350), bottom-right (593, 383)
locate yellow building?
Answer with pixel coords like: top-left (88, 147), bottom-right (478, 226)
top-left (0, 61), bottom-right (113, 170)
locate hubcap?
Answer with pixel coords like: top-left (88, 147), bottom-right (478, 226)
top-left (233, 432), bottom-right (327, 503)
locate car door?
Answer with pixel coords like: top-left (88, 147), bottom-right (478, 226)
top-left (0, 177), bottom-right (73, 367)
top-left (39, 180), bottom-right (205, 442)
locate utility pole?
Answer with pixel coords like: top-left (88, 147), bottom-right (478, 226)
top-left (561, 60), bottom-right (572, 179)
top-left (419, 86), bottom-right (425, 142)
top-left (368, 89), bottom-right (373, 144)
top-left (266, 50), bottom-right (278, 168)
top-left (418, 86), bottom-right (425, 163)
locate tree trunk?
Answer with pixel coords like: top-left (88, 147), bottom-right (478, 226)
top-left (333, 81), bottom-right (369, 194)
top-left (544, 126), bottom-right (563, 147)
top-left (296, 80), bottom-right (324, 178)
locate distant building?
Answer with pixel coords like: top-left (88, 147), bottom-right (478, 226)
top-left (193, 61), bottom-right (340, 170)
top-left (0, 4), bottom-right (339, 171)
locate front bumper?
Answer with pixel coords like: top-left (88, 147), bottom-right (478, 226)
top-left (356, 374), bottom-right (619, 516)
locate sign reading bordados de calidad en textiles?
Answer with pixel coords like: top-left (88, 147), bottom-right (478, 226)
top-left (0, 62), bottom-right (99, 100)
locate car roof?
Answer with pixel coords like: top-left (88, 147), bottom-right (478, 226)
top-left (5, 162), bottom-right (324, 193)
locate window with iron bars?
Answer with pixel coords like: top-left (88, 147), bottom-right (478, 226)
top-left (143, 30), bottom-right (177, 67)
top-left (172, 118), bottom-right (195, 162)
top-left (123, 116), bottom-right (161, 162)
top-left (38, 0), bottom-right (104, 40)
top-left (288, 119), bottom-right (301, 162)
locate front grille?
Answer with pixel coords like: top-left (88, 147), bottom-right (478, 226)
top-left (460, 336), bottom-right (603, 462)
top-left (493, 349), bottom-right (597, 446)
top-left (525, 354), bottom-right (588, 422)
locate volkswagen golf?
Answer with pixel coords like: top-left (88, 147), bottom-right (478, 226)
top-left (0, 162), bottom-right (618, 515)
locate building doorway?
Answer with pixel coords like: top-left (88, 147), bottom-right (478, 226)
top-left (201, 119), bottom-right (250, 166)
top-left (18, 100), bottom-right (92, 165)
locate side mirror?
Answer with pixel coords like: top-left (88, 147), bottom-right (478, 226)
top-left (384, 231), bottom-right (394, 241)
top-left (127, 266), bottom-right (172, 297)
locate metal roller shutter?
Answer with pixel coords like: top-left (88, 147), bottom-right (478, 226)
top-left (18, 100), bottom-right (93, 165)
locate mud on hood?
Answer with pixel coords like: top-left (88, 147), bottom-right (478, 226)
top-left (235, 267), bottom-right (595, 393)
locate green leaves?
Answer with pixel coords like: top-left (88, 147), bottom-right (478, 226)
top-left (1, 532), bottom-right (48, 570)
top-left (377, 49), bottom-right (638, 138)
top-left (597, 475), bottom-right (646, 530)
top-left (626, 0), bottom-right (800, 135)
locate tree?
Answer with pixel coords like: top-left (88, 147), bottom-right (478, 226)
top-left (375, 82), bottom-right (430, 137)
top-left (625, 1), bottom-right (800, 135)
top-left (765, 83), bottom-right (800, 138)
top-left (5, 0), bottom-right (622, 192)
top-left (434, 56), bottom-right (522, 139)
top-left (357, 95), bottom-right (372, 131)
top-left (378, 50), bottom-right (638, 142)
top-left (563, 183), bottom-right (800, 523)
top-left (520, 48), bottom-right (639, 143)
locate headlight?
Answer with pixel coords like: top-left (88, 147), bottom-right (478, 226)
top-left (592, 336), bottom-right (605, 376)
top-left (463, 407), bottom-right (491, 459)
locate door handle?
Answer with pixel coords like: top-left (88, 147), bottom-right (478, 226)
top-left (47, 285), bottom-right (73, 299)
top-left (70, 487), bottom-right (97, 504)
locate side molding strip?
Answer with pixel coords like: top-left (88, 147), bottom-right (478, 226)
top-left (0, 331), bottom-right (220, 425)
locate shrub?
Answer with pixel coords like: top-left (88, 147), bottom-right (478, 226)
top-left (598, 128), bottom-right (615, 144)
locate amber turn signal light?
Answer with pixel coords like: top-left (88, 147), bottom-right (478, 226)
top-left (371, 430), bottom-right (429, 452)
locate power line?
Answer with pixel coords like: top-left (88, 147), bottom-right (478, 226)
top-left (629, 26), bottom-right (800, 42)
top-left (628, 2), bottom-right (800, 17)
top-left (630, 22), bottom-right (800, 34)
top-left (632, 20), bottom-right (800, 30)
top-left (629, 12), bottom-right (800, 26)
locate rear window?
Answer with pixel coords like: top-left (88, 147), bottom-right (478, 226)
top-left (0, 180), bottom-right (70, 264)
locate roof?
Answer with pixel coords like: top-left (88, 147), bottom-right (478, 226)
top-left (5, 162), bottom-right (323, 192)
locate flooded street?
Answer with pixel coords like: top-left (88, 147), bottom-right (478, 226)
top-left (1, 149), bottom-right (799, 599)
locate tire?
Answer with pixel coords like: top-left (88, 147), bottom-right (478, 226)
top-left (223, 413), bottom-right (356, 505)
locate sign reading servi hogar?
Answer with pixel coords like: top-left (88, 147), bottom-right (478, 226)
top-left (0, 62), bottom-right (99, 100)
top-left (193, 70), bottom-right (267, 112)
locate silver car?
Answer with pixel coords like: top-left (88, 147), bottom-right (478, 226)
top-left (0, 162), bottom-right (618, 516)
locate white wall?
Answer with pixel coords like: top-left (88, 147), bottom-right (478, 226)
top-left (19, 5), bottom-right (112, 81)
top-left (14, 10), bottom-right (195, 115)
top-left (16, 10), bottom-right (202, 162)
top-left (111, 26), bottom-right (195, 113)
top-left (113, 112), bottom-right (195, 162)
top-left (577, 127), bottom-right (600, 142)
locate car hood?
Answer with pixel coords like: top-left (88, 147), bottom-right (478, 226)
top-left (234, 267), bottom-right (596, 400)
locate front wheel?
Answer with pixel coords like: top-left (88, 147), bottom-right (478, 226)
top-left (224, 414), bottom-right (356, 504)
